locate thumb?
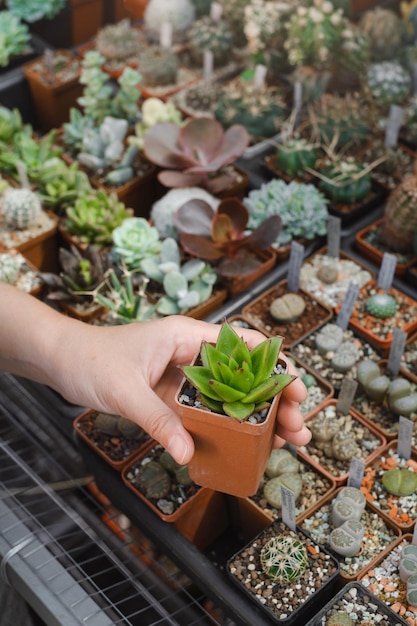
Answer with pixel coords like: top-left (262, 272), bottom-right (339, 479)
top-left (126, 389), bottom-right (195, 465)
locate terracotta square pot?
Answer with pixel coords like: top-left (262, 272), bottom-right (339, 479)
top-left (242, 279), bottom-right (334, 350)
top-left (298, 486), bottom-right (401, 582)
top-left (175, 356), bottom-right (290, 497)
top-left (301, 399), bottom-right (387, 485)
top-left (121, 442), bottom-right (229, 549)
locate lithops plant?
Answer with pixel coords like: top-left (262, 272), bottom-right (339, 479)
top-left (260, 535), bottom-right (309, 583)
top-left (262, 448), bottom-right (303, 508)
top-left (143, 0), bottom-right (196, 43)
top-left (357, 359), bottom-right (417, 417)
top-left (137, 460), bottom-right (172, 499)
top-left (139, 46), bottom-right (179, 87)
top-left (187, 15), bottom-right (233, 67)
top-left (382, 467), bottom-right (417, 496)
top-left (269, 293), bottom-right (306, 324)
top-left (331, 486), bottom-right (366, 527)
top-left (2, 188), bottom-right (42, 230)
top-left (329, 518), bottom-right (365, 557)
top-left (327, 612), bottom-right (353, 626)
top-left (95, 412), bottom-right (144, 439)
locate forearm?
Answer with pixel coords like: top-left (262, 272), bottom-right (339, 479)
top-left (0, 283), bottom-right (84, 388)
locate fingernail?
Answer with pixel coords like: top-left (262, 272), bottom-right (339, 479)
top-left (168, 434), bottom-right (189, 465)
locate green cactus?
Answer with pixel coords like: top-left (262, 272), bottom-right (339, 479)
top-left (274, 137), bottom-right (319, 178)
top-left (190, 0), bottom-right (212, 17)
top-left (220, 0), bottom-right (251, 48)
top-left (358, 7), bottom-right (405, 61)
top-left (366, 61), bottom-right (411, 111)
top-left (260, 535), bottom-right (308, 584)
top-left (309, 93), bottom-right (370, 150)
top-left (318, 158), bottom-right (372, 205)
top-left (181, 81), bottom-right (222, 116)
top-left (64, 190), bottom-right (132, 245)
top-left (3, 188), bottom-right (42, 230)
top-left (214, 81), bottom-right (286, 138)
top-left (139, 46), bottom-right (179, 87)
top-left (181, 320), bottom-right (294, 420)
top-left (365, 292), bottom-right (397, 319)
top-left (95, 268), bottom-right (155, 324)
top-left (381, 173), bottom-right (417, 254)
top-left (187, 15), bottom-right (233, 68)
top-left (95, 19), bottom-right (142, 62)
top-left (244, 179), bottom-right (328, 246)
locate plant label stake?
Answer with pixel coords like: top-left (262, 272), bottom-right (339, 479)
top-left (293, 81), bottom-right (302, 129)
top-left (384, 105), bottom-right (403, 149)
top-left (378, 252), bottom-right (397, 291)
top-left (327, 215), bottom-right (341, 259)
top-left (254, 64), bottom-right (267, 90)
top-left (386, 329), bottom-right (407, 377)
top-left (210, 2), bottom-right (223, 19)
top-left (281, 485), bottom-right (296, 531)
top-left (337, 378), bottom-right (358, 416)
top-left (413, 62), bottom-right (417, 95)
top-left (398, 417), bottom-right (413, 460)
top-left (287, 240), bottom-right (304, 292)
top-left (203, 50), bottom-right (213, 83)
top-left (159, 22), bottom-right (173, 48)
top-left (336, 282), bottom-right (359, 330)
top-left (347, 457), bottom-right (365, 489)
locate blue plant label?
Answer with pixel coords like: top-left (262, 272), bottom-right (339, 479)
top-left (336, 283), bottom-right (359, 330)
top-left (287, 241), bottom-right (304, 292)
top-left (347, 458), bottom-right (365, 489)
top-left (378, 252), bottom-right (397, 291)
top-left (327, 216), bottom-right (341, 259)
top-left (386, 329), bottom-right (407, 377)
top-left (398, 417), bottom-right (413, 460)
top-left (281, 485), bottom-right (296, 531)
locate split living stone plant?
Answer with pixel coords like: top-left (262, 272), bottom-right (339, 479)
top-left (181, 320), bottom-right (294, 420)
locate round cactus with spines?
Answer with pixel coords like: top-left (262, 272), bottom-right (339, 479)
top-left (358, 7), bottom-right (405, 61)
top-left (144, 0), bottom-right (195, 43)
top-left (260, 535), bottom-right (308, 584)
top-left (3, 188), bottom-right (42, 230)
top-left (318, 158), bottom-right (372, 205)
top-left (366, 61), bottom-right (411, 110)
top-left (187, 15), bottom-right (233, 67)
top-left (365, 293), bottom-right (397, 319)
top-left (309, 93), bottom-right (370, 150)
top-left (139, 47), bottom-right (179, 87)
top-left (381, 171), bottom-right (417, 254)
top-left (220, 0), bottom-right (251, 48)
top-left (95, 19), bottom-right (141, 62)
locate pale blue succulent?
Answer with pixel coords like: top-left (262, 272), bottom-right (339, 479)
top-left (244, 179), bottom-right (328, 246)
top-left (6, 0), bottom-right (65, 21)
top-left (141, 237), bottom-right (217, 315)
top-left (112, 217), bottom-right (162, 270)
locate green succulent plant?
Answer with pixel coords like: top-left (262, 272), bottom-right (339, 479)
top-left (6, 0), bottom-right (65, 21)
top-left (111, 217), bottom-right (162, 271)
top-left (317, 157), bottom-right (372, 205)
top-left (0, 129), bottom-right (62, 184)
top-left (95, 268), bottom-right (155, 324)
top-left (382, 467), bottom-right (417, 496)
top-left (181, 320), bottom-right (295, 420)
top-left (37, 157), bottom-right (92, 214)
top-left (244, 179), bottom-right (328, 246)
top-left (0, 106), bottom-right (29, 144)
top-left (260, 535), bottom-right (308, 584)
top-left (365, 293), bottom-right (397, 319)
top-left (95, 18), bottom-right (142, 62)
top-left (64, 190), bottom-right (132, 246)
top-left (274, 137), bottom-right (319, 178)
top-left (187, 15), bottom-right (233, 67)
top-left (366, 61), bottom-right (411, 111)
top-left (0, 11), bottom-right (30, 67)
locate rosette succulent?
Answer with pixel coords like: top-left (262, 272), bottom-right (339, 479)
top-left (244, 179), bottom-right (328, 246)
top-left (181, 320), bottom-right (295, 420)
top-left (173, 196), bottom-right (281, 278)
top-left (366, 61), bottom-right (411, 110)
top-left (143, 116), bottom-right (250, 194)
top-left (111, 217), bottom-right (162, 270)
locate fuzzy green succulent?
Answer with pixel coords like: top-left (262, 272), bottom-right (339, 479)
top-left (244, 179), bottom-right (328, 246)
top-left (181, 321), bottom-right (294, 420)
top-left (260, 535), bottom-right (308, 584)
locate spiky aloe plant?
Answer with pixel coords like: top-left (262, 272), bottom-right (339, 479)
top-left (181, 321), bottom-right (295, 420)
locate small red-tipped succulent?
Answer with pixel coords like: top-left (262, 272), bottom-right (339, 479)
top-left (143, 116), bottom-right (250, 194)
top-left (173, 196), bottom-right (282, 278)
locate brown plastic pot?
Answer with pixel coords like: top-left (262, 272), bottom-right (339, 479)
top-left (121, 442), bottom-right (229, 549)
top-left (355, 217), bottom-right (417, 277)
top-left (74, 409), bottom-right (153, 471)
top-left (175, 357), bottom-right (290, 497)
top-left (298, 485), bottom-right (401, 582)
top-left (22, 50), bottom-right (83, 133)
top-left (302, 399), bottom-right (387, 485)
top-left (242, 279), bottom-right (334, 350)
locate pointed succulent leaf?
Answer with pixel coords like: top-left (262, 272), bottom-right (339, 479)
top-left (209, 379), bottom-right (247, 403)
top-left (181, 366), bottom-right (223, 401)
top-left (228, 365), bottom-right (255, 394)
top-left (201, 342), bottom-right (229, 377)
top-left (243, 374), bottom-right (295, 404)
top-left (217, 361), bottom-right (234, 385)
top-left (215, 321), bottom-right (242, 355)
top-left (198, 394), bottom-right (223, 413)
top-left (227, 355), bottom-right (239, 372)
top-left (251, 337), bottom-right (283, 387)
top-left (174, 199), bottom-right (214, 236)
top-left (230, 338), bottom-right (252, 370)
top-left (223, 400), bottom-right (255, 420)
